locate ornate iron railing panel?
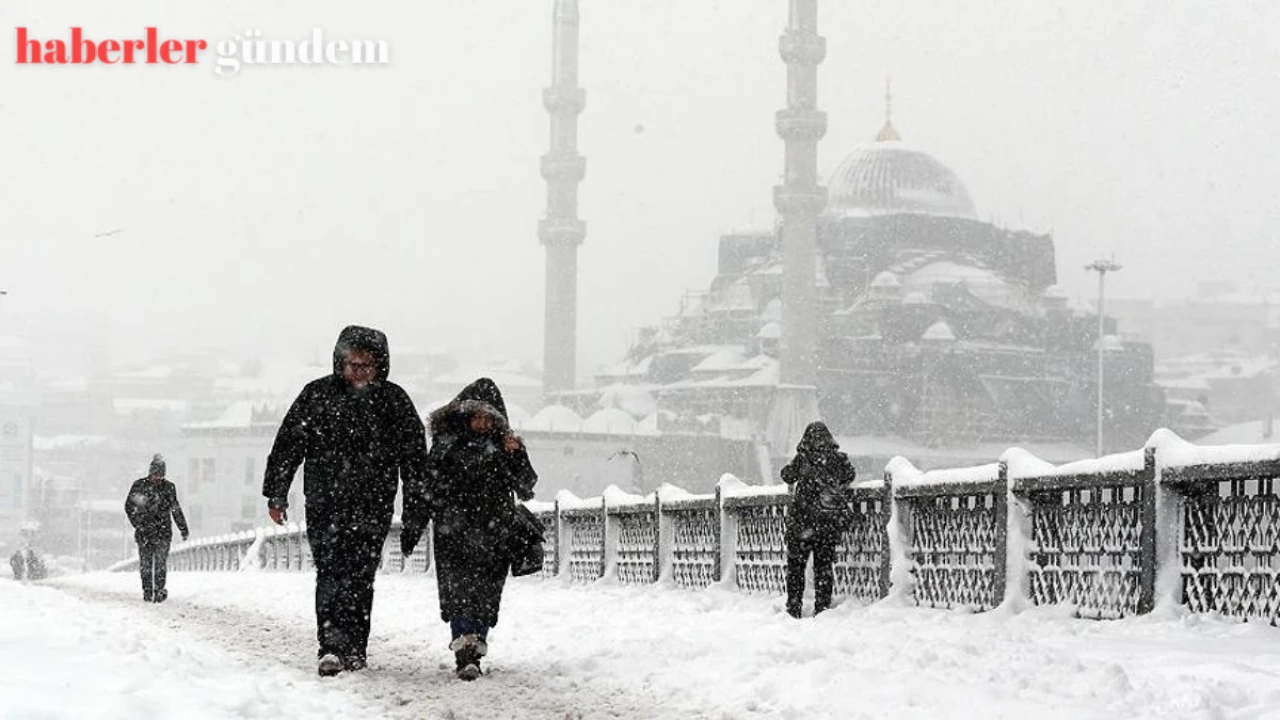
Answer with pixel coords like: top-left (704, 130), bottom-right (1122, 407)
top-left (1026, 485), bottom-right (1146, 618)
top-left (731, 501), bottom-right (787, 595)
top-left (666, 499), bottom-right (719, 590)
top-left (834, 491), bottom-right (889, 602)
top-left (536, 510), bottom-right (559, 579)
top-left (1180, 474), bottom-right (1280, 625)
top-left (562, 510), bottom-right (605, 584)
top-left (907, 491), bottom-right (1002, 611)
top-left (613, 507), bottom-right (659, 586)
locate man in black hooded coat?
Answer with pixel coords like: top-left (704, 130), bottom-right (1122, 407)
top-left (401, 377), bottom-right (537, 681)
top-left (263, 325), bottom-right (428, 676)
top-left (780, 421), bottom-right (857, 618)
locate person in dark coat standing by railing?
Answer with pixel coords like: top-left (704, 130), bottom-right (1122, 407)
top-left (124, 454), bottom-right (189, 603)
top-left (9, 548), bottom-right (26, 581)
top-left (263, 325), bottom-right (428, 677)
top-left (401, 377), bottom-right (537, 681)
top-left (781, 421), bottom-right (857, 618)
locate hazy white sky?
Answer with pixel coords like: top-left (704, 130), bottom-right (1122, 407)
top-left (2, 1), bottom-right (1277, 376)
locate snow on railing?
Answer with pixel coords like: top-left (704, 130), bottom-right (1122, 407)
top-left (112, 429), bottom-right (1280, 625)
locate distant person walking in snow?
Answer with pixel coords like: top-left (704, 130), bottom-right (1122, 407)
top-left (781, 422), bottom-right (857, 618)
top-left (23, 548), bottom-right (46, 580)
top-left (9, 549), bottom-right (25, 581)
top-left (401, 378), bottom-right (538, 681)
top-left (263, 325), bottom-right (428, 677)
top-left (124, 453), bottom-right (190, 602)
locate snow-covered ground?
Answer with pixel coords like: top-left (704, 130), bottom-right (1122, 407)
top-left (6, 570), bottom-right (1280, 719)
top-left (0, 578), bottom-right (383, 720)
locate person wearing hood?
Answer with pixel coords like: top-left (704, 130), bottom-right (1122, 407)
top-left (780, 421), bottom-right (857, 618)
top-left (401, 377), bottom-right (538, 681)
top-left (9, 548), bottom-right (25, 581)
top-left (263, 325), bottom-right (428, 676)
top-left (124, 453), bottom-right (189, 602)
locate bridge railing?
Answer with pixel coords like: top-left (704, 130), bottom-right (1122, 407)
top-left (109, 429), bottom-right (1280, 625)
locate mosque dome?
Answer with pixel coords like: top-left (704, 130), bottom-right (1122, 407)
top-left (824, 103), bottom-right (978, 221)
top-left (825, 141), bottom-right (978, 220)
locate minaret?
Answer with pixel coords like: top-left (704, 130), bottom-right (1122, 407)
top-left (764, 0), bottom-right (827, 468)
top-left (774, 0), bottom-right (827, 386)
top-left (539, 0), bottom-right (586, 400)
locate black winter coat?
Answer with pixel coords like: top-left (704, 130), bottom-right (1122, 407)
top-left (405, 378), bottom-right (537, 627)
top-left (263, 325), bottom-right (428, 537)
top-left (780, 422), bottom-right (857, 546)
top-left (125, 478), bottom-right (189, 543)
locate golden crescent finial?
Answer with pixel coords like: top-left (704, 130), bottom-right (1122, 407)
top-left (876, 75), bottom-right (901, 142)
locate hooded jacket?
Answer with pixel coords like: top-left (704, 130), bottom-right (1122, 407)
top-left (402, 378), bottom-right (538, 627)
top-left (262, 325), bottom-right (428, 533)
top-left (125, 475), bottom-right (189, 543)
top-left (780, 421), bottom-right (858, 545)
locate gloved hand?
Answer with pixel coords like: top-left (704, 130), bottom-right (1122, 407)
top-left (270, 497), bottom-right (290, 525)
top-left (401, 524), bottom-right (422, 557)
top-left (181, 530), bottom-right (189, 542)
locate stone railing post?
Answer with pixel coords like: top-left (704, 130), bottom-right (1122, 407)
top-left (651, 491), bottom-right (663, 583)
top-left (1138, 445), bottom-right (1159, 614)
top-left (715, 485), bottom-right (732, 586)
top-left (992, 462), bottom-right (1010, 610)
top-left (878, 471), bottom-right (893, 600)
top-left (602, 495), bottom-right (618, 580)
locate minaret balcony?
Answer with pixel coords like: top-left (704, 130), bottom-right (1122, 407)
top-left (540, 153), bottom-right (587, 183)
top-left (543, 86), bottom-right (586, 115)
top-left (772, 185), bottom-right (828, 215)
top-left (538, 217), bottom-right (587, 247)
top-left (775, 109), bottom-right (827, 141)
top-left (778, 31), bottom-right (826, 65)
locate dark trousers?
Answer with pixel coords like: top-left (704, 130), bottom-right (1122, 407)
top-left (307, 523), bottom-right (385, 661)
top-left (785, 537), bottom-right (836, 617)
top-left (137, 538), bottom-right (171, 601)
top-left (450, 617), bottom-right (490, 641)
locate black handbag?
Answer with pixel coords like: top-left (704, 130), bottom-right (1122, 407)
top-left (814, 484), bottom-right (855, 525)
top-left (506, 502), bottom-right (546, 577)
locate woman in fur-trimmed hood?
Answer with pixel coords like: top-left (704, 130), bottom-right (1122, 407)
top-left (400, 377), bottom-right (537, 680)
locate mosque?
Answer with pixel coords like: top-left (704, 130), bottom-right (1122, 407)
top-left (590, 110), bottom-right (1163, 456)
top-left (533, 0), bottom-right (1164, 481)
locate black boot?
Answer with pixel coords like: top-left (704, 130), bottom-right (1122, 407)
top-left (785, 596), bottom-right (803, 619)
top-left (449, 635), bottom-right (486, 681)
top-left (317, 653), bottom-right (343, 677)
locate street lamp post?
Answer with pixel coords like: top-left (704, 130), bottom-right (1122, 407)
top-left (1085, 258), bottom-right (1122, 457)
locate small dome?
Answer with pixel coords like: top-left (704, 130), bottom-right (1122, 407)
top-left (583, 408), bottom-right (638, 435)
top-left (757, 322), bottom-right (782, 340)
top-left (526, 405), bottom-right (582, 432)
top-left (922, 321), bottom-right (956, 342)
top-left (871, 271), bottom-right (901, 288)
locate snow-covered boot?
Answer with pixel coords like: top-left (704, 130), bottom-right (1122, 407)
top-left (449, 634), bottom-right (488, 681)
top-left (317, 653), bottom-right (344, 677)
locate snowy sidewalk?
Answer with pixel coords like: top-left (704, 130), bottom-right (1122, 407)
top-left (0, 580), bottom-right (386, 720)
top-left (18, 570), bottom-right (1280, 719)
